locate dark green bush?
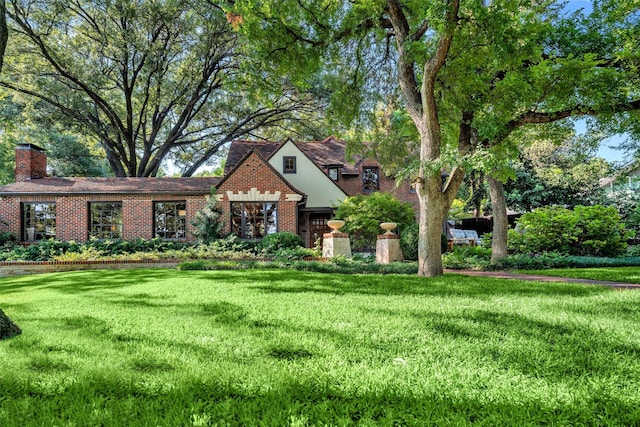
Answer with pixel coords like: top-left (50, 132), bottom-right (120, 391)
top-left (0, 232), bottom-right (16, 248)
top-left (190, 194), bottom-right (224, 243)
top-left (494, 253), bottom-right (640, 270)
top-left (208, 235), bottom-right (260, 254)
top-left (509, 205), bottom-right (632, 257)
top-left (400, 223), bottom-right (419, 260)
top-left (442, 246), bottom-right (492, 270)
top-left (259, 232), bottom-right (304, 255)
top-left (0, 237), bottom-right (189, 261)
top-left (400, 224), bottom-right (448, 260)
top-left (270, 247), bottom-right (315, 261)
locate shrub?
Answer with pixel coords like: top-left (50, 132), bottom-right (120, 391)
top-left (627, 245), bottom-right (640, 257)
top-left (400, 223), bottom-right (419, 260)
top-left (442, 246), bottom-right (491, 270)
top-left (208, 235), bottom-right (260, 254)
top-left (509, 205), bottom-right (631, 257)
top-left (494, 253), bottom-right (640, 270)
top-left (259, 232), bottom-right (304, 255)
top-left (271, 247), bottom-right (316, 261)
top-left (334, 192), bottom-right (416, 251)
top-left (0, 232), bottom-right (16, 248)
top-left (190, 193), bottom-right (225, 243)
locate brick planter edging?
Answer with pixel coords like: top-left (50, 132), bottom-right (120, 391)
top-left (0, 259), bottom-right (182, 266)
top-left (0, 259), bottom-right (181, 277)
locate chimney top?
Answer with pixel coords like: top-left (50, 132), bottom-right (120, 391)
top-left (16, 143), bottom-right (46, 153)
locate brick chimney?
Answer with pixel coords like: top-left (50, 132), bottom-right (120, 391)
top-left (15, 144), bottom-right (47, 182)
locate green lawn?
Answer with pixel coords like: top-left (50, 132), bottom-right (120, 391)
top-left (519, 267), bottom-right (640, 284)
top-left (1, 269), bottom-right (640, 426)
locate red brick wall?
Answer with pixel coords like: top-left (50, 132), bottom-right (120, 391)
top-left (57, 196), bottom-right (88, 241)
top-left (15, 145), bottom-right (47, 182)
top-left (216, 152), bottom-right (300, 236)
top-left (0, 197), bottom-right (22, 238)
top-left (334, 159), bottom-right (418, 211)
top-left (0, 193), bottom-right (208, 243)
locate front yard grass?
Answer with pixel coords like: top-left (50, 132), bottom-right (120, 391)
top-left (1, 269), bottom-right (640, 426)
top-left (518, 266), bottom-right (640, 284)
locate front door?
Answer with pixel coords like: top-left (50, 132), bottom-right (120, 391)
top-left (309, 214), bottom-right (331, 247)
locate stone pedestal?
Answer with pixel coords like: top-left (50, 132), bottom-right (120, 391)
top-left (376, 234), bottom-right (403, 264)
top-left (322, 232), bottom-right (352, 258)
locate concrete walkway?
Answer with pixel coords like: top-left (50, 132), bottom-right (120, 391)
top-left (446, 269), bottom-right (640, 290)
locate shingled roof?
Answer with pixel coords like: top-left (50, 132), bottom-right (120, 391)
top-left (0, 176), bottom-right (220, 196)
top-left (224, 136), bottom-right (361, 176)
top-left (223, 140), bottom-right (282, 175)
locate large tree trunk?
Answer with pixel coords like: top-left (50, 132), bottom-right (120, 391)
top-left (487, 175), bottom-right (508, 263)
top-left (416, 173), bottom-right (449, 276)
top-left (0, 0), bottom-right (7, 72)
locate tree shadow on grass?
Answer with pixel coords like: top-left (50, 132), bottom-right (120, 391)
top-left (5, 373), bottom-right (638, 426)
top-left (0, 269), bottom-right (179, 294)
top-left (0, 268), bottom-right (615, 299)
top-left (246, 270), bottom-right (612, 298)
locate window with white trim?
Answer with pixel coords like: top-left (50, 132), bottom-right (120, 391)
top-left (283, 156), bottom-right (296, 173)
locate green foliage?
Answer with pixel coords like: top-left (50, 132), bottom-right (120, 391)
top-left (259, 232), bottom-right (304, 255)
top-left (442, 246), bottom-right (492, 271)
top-left (4, 0), bottom-right (319, 177)
top-left (269, 247), bottom-right (317, 261)
top-left (0, 238), bottom-right (186, 261)
top-left (334, 192), bottom-right (416, 251)
top-left (509, 205), bottom-right (632, 257)
top-left (0, 231), bottom-right (16, 249)
top-left (495, 254), bottom-right (640, 271)
top-left (206, 234), bottom-right (260, 255)
top-left (190, 196), bottom-right (224, 243)
top-left (504, 127), bottom-right (611, 212)
top-left (594, 187), bottom-right (640, 238)
top-left (519, 266), bottom-right (640, 284)
top-left (400, 223), bottom-right (419, 261)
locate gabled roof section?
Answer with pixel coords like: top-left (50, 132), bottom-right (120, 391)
top-left (224, 140), bottom-right (283, 175)
top-left (225, 136), bottom-right (363, 177)
top-left (216, 148), bottom-right (304, 197)
top-left (293, 136), bottom-right (361, 175)
top-left (0, 177), bottom-right (220, 196)
top-left (266, 139), bottom-right (348, 207)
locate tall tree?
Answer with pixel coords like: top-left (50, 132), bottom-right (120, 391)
top-left (236, 0), bottom-right (576, 275)
top-left (1, 0), bottom-right (321, 177)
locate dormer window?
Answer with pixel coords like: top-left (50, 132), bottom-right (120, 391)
top-left (328, 167), bottom-right (339, 181)
top-left (363, 166), bottom-right (379, 193)
top-left (283, 156), bottom-right (296, 174)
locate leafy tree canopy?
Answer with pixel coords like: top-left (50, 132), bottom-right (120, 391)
top-left (2, 0), bottom-right (324, 177)
top-left (0, 90), bottom-right (109, 182)
top-left (232, 0), bottom-right (639, 276)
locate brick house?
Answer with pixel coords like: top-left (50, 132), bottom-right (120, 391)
top-left (0, 138), bottom-right (416, 246)
top-left (217, 137), bottom-right (417, 246)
